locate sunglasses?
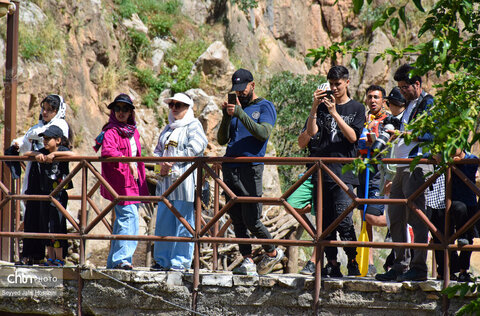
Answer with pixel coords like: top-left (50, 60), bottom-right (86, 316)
top-left (113, 105), bottom-right (131, 113)
top-left (168, 102), bottom-right (187, 109)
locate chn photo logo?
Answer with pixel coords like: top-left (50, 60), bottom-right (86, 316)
top-left (0, 268), bottom-right (63, 298)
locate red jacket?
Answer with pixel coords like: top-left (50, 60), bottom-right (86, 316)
top-left (100, 128), bottom-right (149, 205)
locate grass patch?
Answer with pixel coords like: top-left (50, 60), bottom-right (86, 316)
top-left (98, 46), bottom-right (130, 100)
top-left (113, 0), bottom-right (180, 37)
top-left (134, 38), bottom-right (207, 108)
top-left (19, 16), bottom-right (66, 64)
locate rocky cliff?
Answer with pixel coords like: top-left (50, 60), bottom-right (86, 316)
top-left (0, 0), bottom-right (403, 156)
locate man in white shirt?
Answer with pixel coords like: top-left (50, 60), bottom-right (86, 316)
top-left (375, 64), bottom-right (434, 282)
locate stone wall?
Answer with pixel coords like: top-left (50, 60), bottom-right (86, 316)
top-left (0, 266), bottom-right (472, 315)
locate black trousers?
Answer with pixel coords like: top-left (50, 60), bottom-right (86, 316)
top-left (223, 164), bottom-right (275, 256)
top-left (430, 201), bottom-right (476, 276)
top-left (313, 180), bottom-right (357, 262)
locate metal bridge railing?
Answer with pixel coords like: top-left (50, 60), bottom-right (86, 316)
top-left (0, 155), bottom-right (479, 315)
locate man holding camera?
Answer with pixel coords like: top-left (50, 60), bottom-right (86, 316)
top-left (358, 85), bottom-right (390, 228)
top-left (306, 65), bottom-right (365, 277)
top-left (376, 64), bottom-right (434, 282)
top-left (217, 68), bottom-right (285, 276)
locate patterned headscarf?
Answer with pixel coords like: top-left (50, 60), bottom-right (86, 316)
top-left (93, 109), bottom-right (137, 152)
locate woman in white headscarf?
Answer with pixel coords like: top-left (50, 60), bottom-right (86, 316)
top-left (151, 93), bottom-right (208, 271)
top-left (12, 94), bottom-right (71, 265)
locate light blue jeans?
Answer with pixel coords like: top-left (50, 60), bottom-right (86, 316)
top-left (154, 200), bottom-right (194, 269)
top-left (106, 204), bottom-right (139, 268)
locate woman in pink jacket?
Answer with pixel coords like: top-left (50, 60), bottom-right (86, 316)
top-left (94, 94), bottom-right (149, 270)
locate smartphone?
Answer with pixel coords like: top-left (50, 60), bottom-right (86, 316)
top-left (318, 83), bottom-right (333, 97)
top-left (318, 82), bottom-right (330, 91)
top-left (228, 93), bottom-right (237, 104)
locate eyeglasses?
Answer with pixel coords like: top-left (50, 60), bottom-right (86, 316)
top-left (398, 84), bottom-right (413, 90)
top-left (113, 105), bottom-right (131, 113)
top-left (168, 102), bottom-right (187, 109)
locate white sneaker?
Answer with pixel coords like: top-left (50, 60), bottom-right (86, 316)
top-left (233, 257), bottom-right (258, 276)
top-left (257, 248), bottom-right (285, 275)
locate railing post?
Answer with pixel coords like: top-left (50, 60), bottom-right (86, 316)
top-left (1, 0), bottom-right (19, 262)
top-left (313, 162), bottom-right (323, 315)
top-left (212, 163), bottom-right (219, 270)
top-left (78, 161), bottom-right (87, 316)
top-left (192, 158), bottom-right (202, 314)
top-left (442, 166), bottom-right (452, 313)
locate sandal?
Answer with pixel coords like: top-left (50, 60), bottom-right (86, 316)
top-left (53, 259), bottom-right (65, 267)
top-left (44, 258), bottom-right (55, 266)
top-left (114, 262), bottom-right (133, 270)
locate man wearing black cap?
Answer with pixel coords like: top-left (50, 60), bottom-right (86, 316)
top-left (217, 68), bottom-right (284, 276)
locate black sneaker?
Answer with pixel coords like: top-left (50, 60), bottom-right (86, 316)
top-left (436, 274), bottom-right (458, 281)
top-left (375, 268), bottom-right (400, 281)
top-left (458, 271), bottom-right (473, 283)
top-left (322, 262), bottom-right (343, 278)
top-left (150, 263), bottom-right (169, 271)
top-left (347, 260), bottom-right (361, 276)
top-left (299, 260), bottom-right (315, 275)
top-left (396, 268), bottom-right (427, 282)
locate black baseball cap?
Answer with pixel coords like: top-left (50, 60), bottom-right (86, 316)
top-left (231, 68), bottom-right (253, 91)
top-left (387, 87), bottom-right (406, 106)
top-left (39, 125), bottom-right (64, 138)
top-left (107, 93), bottom-right (135, 110)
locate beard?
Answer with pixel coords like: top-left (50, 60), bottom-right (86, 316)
top-left (238, 90), bottom-right (253, 107)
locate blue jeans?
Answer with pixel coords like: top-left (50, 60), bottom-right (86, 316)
top-left (106, 204), bottom-right (139, 268)
top-left (154, 200), bottom-right (194, 269)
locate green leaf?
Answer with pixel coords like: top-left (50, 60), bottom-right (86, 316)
top-left (386, 7), bottom-right (396, 16)
top-left (353, 0), bottom-right (363, 14)
top-left (412, 0), bottom-right (425, 12)
top-left (399, 6), bottom-right (407, 26)
top-left (372, 18), bottom-right (387, 31)
top-left (390, 17), bottom-right (399, 37)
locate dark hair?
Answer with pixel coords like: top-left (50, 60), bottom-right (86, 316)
top-left (41, 95), bottom-right (61, 112)
top-left (327, 65), bottom-right (349, 80)
top-left (61, 122), bottom-right (73, 149)
top-left (366, 85), bottom-right (386, 98)
top-left (393, 64), bottom-right (422, 85)
top-left (41, 95), bottom-right (73, 149)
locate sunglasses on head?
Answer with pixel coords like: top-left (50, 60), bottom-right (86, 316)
top-left (113, 105), bottom-right (131, 113)
top-left (168, 102), bottom-right (187, 109)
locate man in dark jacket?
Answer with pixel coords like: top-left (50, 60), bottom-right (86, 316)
top-left (376, 64), bottom-right (434, 282)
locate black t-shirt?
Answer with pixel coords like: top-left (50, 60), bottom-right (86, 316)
top-left (309, 99), bottom-right (365, 185)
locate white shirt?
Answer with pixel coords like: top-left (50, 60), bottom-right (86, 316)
top-left (393, 98), bottom-right (420, 164)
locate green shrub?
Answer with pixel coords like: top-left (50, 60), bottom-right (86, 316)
top-left (127, 28), bottom-right (151, 60)
top-left (19, 16), bottom-right (66, 63)
top-left (113, 0), bottom-right (138, 19)
top-left (134, 38), bottom-right (207, 110)
top-left (266, 71), bottom-right (326, 191)
top-left (147, 14), bottom-right (174, 38)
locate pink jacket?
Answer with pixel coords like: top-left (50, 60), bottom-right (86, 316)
top-left (100, 128), bottom-right (149, 205)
